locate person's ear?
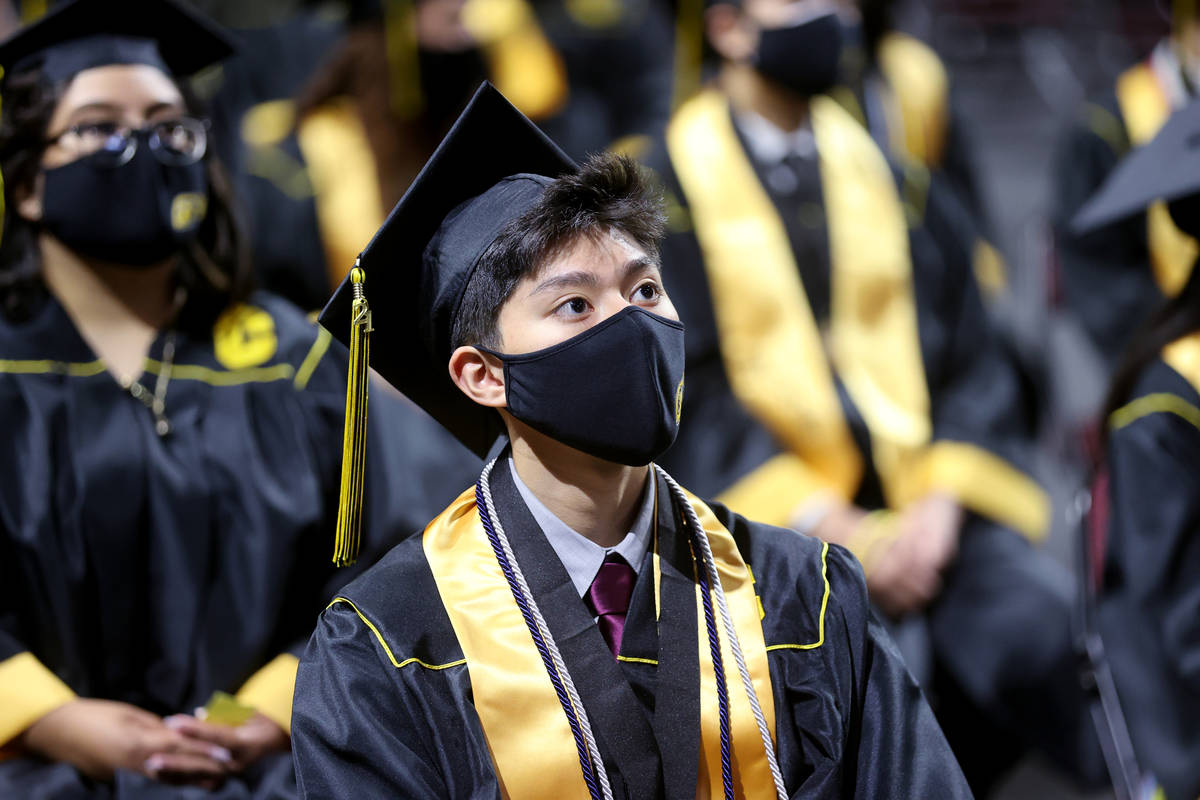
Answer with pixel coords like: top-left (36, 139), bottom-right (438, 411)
top-left (448, 345), bottom-right (506, 408)
top-left (706, 3), bottom-right (757, 63)
top-left (15, 172), bottom-right (44, 223)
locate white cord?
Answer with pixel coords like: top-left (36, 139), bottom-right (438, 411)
top-left (656, 465), bottom-right (789, 800)
top-left (478, 459), bottom-right (615, 800)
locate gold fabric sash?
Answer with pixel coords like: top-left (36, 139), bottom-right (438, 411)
top-left (667, 90), bottom-right (925, 505)
top-left (682, 489), bottom-right (778, 799)
top-left (665, 90), bottom-right (866, 499)
top-left (1163, 331), bottom-right (1200, 396)
top-left (666, 91), bottom-right (1049, 539)
top-left (296, 100), bottom-right (386, 290)
top-left (1115, 62), bottom-right (1197, 297)
top-left (876, 32), bottom-right (949, 169)
top-left (422, 479), bottom-right (778, 798)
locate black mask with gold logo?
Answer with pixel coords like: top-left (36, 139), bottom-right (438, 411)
top-left (41, 142), bottom-right (207, 267)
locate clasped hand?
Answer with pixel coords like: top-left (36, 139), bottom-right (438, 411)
top-left (19, 698), bottom-right (288, 789)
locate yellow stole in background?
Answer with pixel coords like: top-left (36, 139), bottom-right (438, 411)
top-left (1116, 61), bottom-right (1197, 298)
top-left (421, 483), bottom-right (778, 799)
top-left (876, 32), bottom-right (949, 170)
top-left (666, 91), bottom-right (1048, 540)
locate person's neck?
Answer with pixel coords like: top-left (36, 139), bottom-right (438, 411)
top-left (40, 234), bottom-right (177, 331)
top-left (507, 419), bottom-right (649, 549)
top-left (719, 62), bottom-right (810, 132)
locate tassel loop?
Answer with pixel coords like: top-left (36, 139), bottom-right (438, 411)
top-left (334, 264), bottom-right (372, 566)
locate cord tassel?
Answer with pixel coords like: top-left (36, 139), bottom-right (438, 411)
top-left (334, 264), bottom-right (372, 566)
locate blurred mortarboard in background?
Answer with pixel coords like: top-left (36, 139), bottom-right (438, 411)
top-left (1073, 98), bottom-right (1200, 234)
top-left (319, 81), bottom-right (576, 460)
top-left (0, 0), bottom-right (234, 84)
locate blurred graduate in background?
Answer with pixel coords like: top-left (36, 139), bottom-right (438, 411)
top-left (1072, 96), bottom-right (1200, 800)
top-left (641, 0), bottom-right (1103, 793)
top-left (200, 0), bottom-right (674, 313)
top-left (832, 0), bottom-right (1007, 300)
top-left (0, 0), bottom-right (477, 795)
top-left (1053, 0), bottom-right (1200, 371)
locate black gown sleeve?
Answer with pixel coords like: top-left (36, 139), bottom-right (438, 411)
top-left (912, 172), bottom-right (1035, 459)
top-left (292, 603), bottom-right (450, 799)
top-left (1101, 369), bottom-right (1200, 798)
top-left (936, 91), bottom-right (988, 232)
top-left (824, 546), bottom-right (974, 799)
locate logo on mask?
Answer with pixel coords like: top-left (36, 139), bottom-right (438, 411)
top-left (170, 192), bottom-right (208, 233)
top-left (214, 304), bottom-right (278, 369)
top-left (675, 376), bottom-right (685, 423)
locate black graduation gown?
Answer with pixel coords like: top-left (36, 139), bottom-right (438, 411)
top-left (1100, 357), bottom-right (1200, 800)
top-left (1051, 90), bottom-right (1166, 369)
top-left (641, 124), bottom-right (1102, 789)
top-left (291, 463), bottom-right (972, 799)
top-left (0, 290), bottom-right (480, 798)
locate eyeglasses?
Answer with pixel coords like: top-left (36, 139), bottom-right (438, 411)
top-left (44, 117), bottom-right (209, 167)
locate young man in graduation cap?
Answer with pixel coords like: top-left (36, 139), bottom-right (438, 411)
top-left (291, 82), bottom-right (972, 799)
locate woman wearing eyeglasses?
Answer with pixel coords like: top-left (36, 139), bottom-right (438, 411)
top-left (0, 2), bottom-right (478, 797)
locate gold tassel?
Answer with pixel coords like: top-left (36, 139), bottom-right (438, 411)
top-left (334, 264), bottom-right (372, 566)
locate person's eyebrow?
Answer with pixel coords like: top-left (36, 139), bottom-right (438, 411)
top-left (66, 100), bottom-right (185, 121)
top-left (623, 256), bottom-right (659, 279)
top-left (529, 270), bottom-right (601, 296)
top-left (64, 101), bottom-right (123, 118)
top-left (144, 100), bottom-right (186, 118)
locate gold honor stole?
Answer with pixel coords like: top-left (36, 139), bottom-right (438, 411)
top-left (1115, 61), bottom-right (1197, 298)
top-left (666, 90), bottom-right (1048, 540)
top-left (421, 484), bottom-right (778, 799)
top-left (875, 32), bottom-right (949, 170)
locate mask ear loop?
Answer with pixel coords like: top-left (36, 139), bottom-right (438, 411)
top-left (476, 458), bottom-right (614, 800)
top-left (656, 465), bottom-right (789, 800)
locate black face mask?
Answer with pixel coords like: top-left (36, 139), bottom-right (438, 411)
top-left (482, 306), bottom-right (686, 466)
top-left (752, 11), bottom-right (845, 98)
top-left (40, 144), bottom-right (208, 267)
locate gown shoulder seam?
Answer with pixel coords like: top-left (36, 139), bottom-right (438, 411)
top-left (1109, 391), bottom-right (1200, 434)
top-left (328, 597), bottom-right (467, 671)
top-left (764, 541), bottom-right (830, 652)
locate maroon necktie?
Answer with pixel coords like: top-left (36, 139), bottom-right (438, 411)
top-left (585, 553), bottom-right (635, 657)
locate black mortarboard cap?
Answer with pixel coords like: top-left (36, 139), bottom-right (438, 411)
top-left (0, 0), bottom-right (235, 84)
top-left (319, 82), bottom-right (577, 458)
top-left (1073, 98), bottom-right (1200, 234)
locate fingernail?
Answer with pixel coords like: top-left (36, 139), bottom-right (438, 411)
top-left (194, 706), bottom-right (207, 720)
top-left (144, 755), bottom-right (164, 773)
top-left (210, 746), bottom-right (233, 763)
top-left (163, 715), bottom-right (187, 730)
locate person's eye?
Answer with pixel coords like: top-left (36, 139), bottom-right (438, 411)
top-left (73, 121), bottom-right (120, 140)
top-left (554, 297), bottom-right (592, 317)
top-left (632, 281), bottom-right (661, 303)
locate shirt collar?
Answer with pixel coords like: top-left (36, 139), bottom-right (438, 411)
top-left (1151, 38), bottom-right (1194, 110)
top-left (508, 458), bottom-right (656, 598)
top-left (734, 108), bottom-right (818, 165)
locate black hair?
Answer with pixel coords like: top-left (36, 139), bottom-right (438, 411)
top-left (0, 65), bottom-right (251, 328)
top-left (451, 152), bottom-right (667, 350)
top-left (1102, 192), bottom-right (1200, 434)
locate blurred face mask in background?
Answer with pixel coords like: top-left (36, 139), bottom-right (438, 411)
top-left (751, 9), bottom-right (845, 98)
top-left (40, 122), bottom-right (209, 267)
